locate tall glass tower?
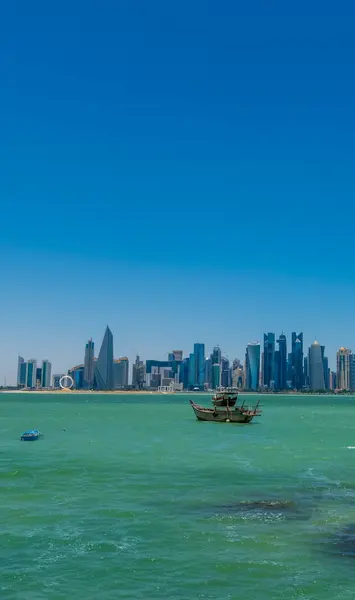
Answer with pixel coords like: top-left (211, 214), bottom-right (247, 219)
top-left (84, 338), bottom-right (95, 389)
top-left (94, 326), bottom-right (114, 390)
top-left (211, 363), bottom-right (221, 389)
top-left (179, 357), bottom-right (190, 389)
top-left (25, 359), bottom-right (37, 388)
top-left (17, 356), bottom-right (26, 387)
top-left (204, 357), bottom-right (212, 388)
top-left (221, 357), bottom-right (231, 388)
top-left (41, 360), bottom-right (52, 388)
top-left (132, 355), bottom-right (145, 389)
top-left (276, 333), bottom-right (287, 390)
top-left (211, 346), bottom-right (221, 366)
top-left (188, 353), bottom-right (196, 388)
top-left (193, 343), bottom-right (205, 387)
top-left (292, 332), bottom-right (304, 390)
top-left (113, 358), bottom-right (129, 389)
top-left (309, 341), bottom-right (325, 390)
top-left (246, 342), bottom-right (261, 391)
top-left (263, 333), bottom-right (275, 389)
top-left (336, 347), bottom-right (352, 390)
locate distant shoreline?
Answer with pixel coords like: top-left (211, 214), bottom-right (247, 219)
top-left (1, 389), bottom-right (171, 395)
top-left (0, 389), bottom-right (353, 397)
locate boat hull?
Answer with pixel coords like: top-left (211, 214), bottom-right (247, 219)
top-left (20, 429), bottom-right (40, 441)
top-left (189, 401), bottom-right (259, 423)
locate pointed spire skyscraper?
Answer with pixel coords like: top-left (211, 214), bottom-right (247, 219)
top-left (94, 326), bottom-right (114, 390)
top-left (291, 332), bottom-right (304, 390)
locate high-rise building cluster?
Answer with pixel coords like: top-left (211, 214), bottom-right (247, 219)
top-left (13, 327), bottom-right (355, 393)
top-left (244, 333), bottom-right (333, 392)
top-left (16, 326), bottom-right (128, 391)
top-left (17, 357), bottom-right (52, 389)
top-left (68, 326), bottom-right (129, 391)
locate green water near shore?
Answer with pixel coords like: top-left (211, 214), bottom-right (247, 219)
top-left (1, 393), bottom-right (355, 599)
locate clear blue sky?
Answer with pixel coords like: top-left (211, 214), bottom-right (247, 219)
top-left (0, 0), bottom-right (354, 382)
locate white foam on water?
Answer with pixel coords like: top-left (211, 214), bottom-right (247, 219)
top-left (242, 510), bottom-right (286, 523)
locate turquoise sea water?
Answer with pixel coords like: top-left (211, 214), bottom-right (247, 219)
top-left (1, 393), bottom-right (355, 599)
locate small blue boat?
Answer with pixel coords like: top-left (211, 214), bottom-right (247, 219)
top-left (20, 429), bottom-right (41, 441)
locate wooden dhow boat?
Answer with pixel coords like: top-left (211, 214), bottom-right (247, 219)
top-left (190, 390), bottom-right (261, 423)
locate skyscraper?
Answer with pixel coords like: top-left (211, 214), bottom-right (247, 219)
top-left (323, 356), bottom-right (329, 389)
top-left (179, 357), bottom-right (190, 389)
top-left (132, 355), bottom-right (145, 389)
top-left (204, 357), bottom-right (212, 389)
top-left (36, 368), bottom-right (42, 388)
top-left (209, 346), bottom-right (221, 389)
top-left (41, 360), bottom-right (52, 388)
top-left (17, 356), bottom-right (26, 388)
top-left (113, 357), bottom-right (129, 389)
top-left (287, 352), bottom-right (293, 385)
top-left (94, 326), bottom-right (114, 390)
top-left (263, 333), bottom-right (275, 389)
top-left (232, 358), bottom-right (241, 370)
top-left (211, 363), bottom-right (221, 389)
top-left (211, 346), bottom-right (221, 367)
top-left (221, 356), bottom-right (231, 388)
top-left (84, 338), bottom-right (95, 389)
top-left (336, 347), bottom-right (352, 391)
top-left (291, 333), bottom-right (303, 389)
top-left (303, 356), bottom-right (309, 388)
top-left (194, 343), bottom-right (205, 387)
top-left (277, 333), bottom-right (287, 390)
top-left (232, 365), bottom-right (244, 388)
top-left (329, 371), bottom-right (337, 390)
top-left (274, 350), bottom-right (280, 390)
top-left (260, 352), bottom-right (264, 388)
top-left (320, 345), bottom-right (329, 390)
top-left (245, 342), bottom-right (261, 391)
top-left (186, 344), bottom-right (205, 389)
top-left (25, 359), bottom-right (37, 388)
top-left (308, 341), bottom-right (325, 390)
top-left (68, 365), bottom-right (85, 389)
top-left (188, 353), bottom-right (196, 388)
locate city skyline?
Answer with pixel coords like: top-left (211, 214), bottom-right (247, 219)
top-left (9, 326), bottom-right (355, 392)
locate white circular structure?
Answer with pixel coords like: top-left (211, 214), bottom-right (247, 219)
top-left (59, 375), bottom-right (74, 390)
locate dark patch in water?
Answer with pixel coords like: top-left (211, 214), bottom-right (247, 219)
top-left (215, 498), bottom-right (312, 521)
top-left (238, 500), bottom-right (295, 509)
top-left (324, 525), bottom-right (355, 559)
